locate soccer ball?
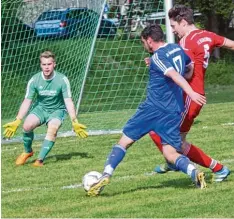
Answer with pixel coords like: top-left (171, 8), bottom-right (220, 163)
top-left (82, 171), bottom-right (102, 191)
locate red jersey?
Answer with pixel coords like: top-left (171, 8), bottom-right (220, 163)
top-left (179, 29), bottom-right (225, 94)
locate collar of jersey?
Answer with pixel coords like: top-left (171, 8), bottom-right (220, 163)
top-left (154, 43), bottom-right (168, 52)
top-left (41, 71), bottom-right (56, 81)
top-left (184, 28), bottom-right (200, 39)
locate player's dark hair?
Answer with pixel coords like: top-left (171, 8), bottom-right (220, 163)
top-left (40, 50), bottom-right (56, 61)
top-left (141, 24), bottom-right (164, 42)
top-left (168, 4), bottom-right (194, 25)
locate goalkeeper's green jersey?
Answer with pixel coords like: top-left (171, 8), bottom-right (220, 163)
top-left (25, 71), bottom-right (71, 113)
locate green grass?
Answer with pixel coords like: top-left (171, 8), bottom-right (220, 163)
top-left (2, 98), bottom-right (234, 218)
top-left (2, 36), bottom-right (234, 217)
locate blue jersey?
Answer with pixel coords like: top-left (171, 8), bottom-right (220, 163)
top-left (123, 43), bottom-right (191, 148)
top-left (146, 43), bottom-right (191, 114)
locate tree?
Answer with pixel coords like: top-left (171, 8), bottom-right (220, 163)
top-left (175, 0), bottom-right (234, 35)
top-left (175, 0), bottom-right (234, 58)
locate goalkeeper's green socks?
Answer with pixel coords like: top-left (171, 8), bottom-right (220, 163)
top-left (38, 139), bottom-right (55, 161)
top-left (23, 131), bottom-right (34, 153)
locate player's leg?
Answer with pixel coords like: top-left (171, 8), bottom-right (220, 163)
top-left (88, 103), bottom-right (156, 196)
top-left (158, 113), bottom-right (206, 189)
top-left (181, 134), bottom-right (230, 182)
top-left (153, 96), bottom-right (230, 181)
top-left (163, 144), bottom-right (206, 189)
top-left (33, 118), bottom-right (62, 167)
top-left (33, 109), bottom-right (66, 167)
top-left (88, 133), bottom-right (133, 197)
top-left (150, 131), bottom-right (179, 173)
top-left (180, 98), bottom-right (230, 181)
top-left (33, 118), bottom-right (61, 166)
top-left (15, 113), bottom-right (41, 165)
top-left (149, 131), bottom-right (163, 152)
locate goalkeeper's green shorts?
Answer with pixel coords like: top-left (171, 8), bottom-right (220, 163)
top-left (29, 105), bottom-right (67, 125)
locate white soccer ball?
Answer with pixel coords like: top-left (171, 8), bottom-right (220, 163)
top-left (82, 171), bottom-right (102, 191)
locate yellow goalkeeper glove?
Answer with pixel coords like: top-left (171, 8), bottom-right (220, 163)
top-left (72, 119), bottom-right (88, 138)
top-left (3, 118), bottom-right (22, 138)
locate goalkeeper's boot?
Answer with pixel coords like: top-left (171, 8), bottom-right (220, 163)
top-left (154, 161), bottom-right (179, 174)
top-left (192, 170), bottom-right (207, 189)
top-left (88, 174), bottom-right (110, 197)
top-left (213, 166), bottom-right (230, 182)
top-left (15, 152), bottom-right (34, 165)
top-left (33, 159), bottom-right (44, 167)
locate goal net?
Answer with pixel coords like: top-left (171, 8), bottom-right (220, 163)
top-left (1, 0), bottom-right (166, 143)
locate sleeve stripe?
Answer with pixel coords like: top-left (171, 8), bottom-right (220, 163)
top-left (164, 67), bottom-right (174, 75)
top-left (25, 78), bottom-right (34, 98)
top-left (152, 53), bottom-right (167, 72)
top-left (63, 76), bottom-right (72, 98)
top-left (152, 53), bottom-right (174, 74)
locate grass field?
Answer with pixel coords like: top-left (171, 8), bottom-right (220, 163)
top-left (2, 36), bottom-right (234, 218)
top-left (2, 93), bottom-right (234, 218)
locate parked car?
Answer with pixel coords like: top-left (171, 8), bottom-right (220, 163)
top-left (34, 8), bottom-right (117, 38)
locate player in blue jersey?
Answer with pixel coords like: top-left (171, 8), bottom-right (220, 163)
top-left (88, 24), bottom-right (207, 196)
top-left (3, 51), bottom-right (88, 167)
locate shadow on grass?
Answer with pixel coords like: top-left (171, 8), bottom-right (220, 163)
top-left (193, 120), bottom-right (202, 125)
top-left (53, 152), bottom-right (92, 161)
top-left (99, 169), bottom-right (227, 197)
top-left (28, 152), bottom-right (93, 164)
top-left (100, 178), bottom-right (198, 197)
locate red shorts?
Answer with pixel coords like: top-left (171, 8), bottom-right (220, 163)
top-left (180, 94), bottom-right (203, 133)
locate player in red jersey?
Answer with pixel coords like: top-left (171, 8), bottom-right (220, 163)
top-left (149, 5), bottom-right (234, 182)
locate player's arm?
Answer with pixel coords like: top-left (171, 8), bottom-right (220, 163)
top-left (62, 76), bottom-right (88, 138)
top-left (166, 69), bottom-right (206, 106)
top-left (212, 32), bottom-right (234, 50)
top-left (64, 97), bottom-right (77, 121)
top-left (3, 98), bottom-right (32, 138)
top-left (144, 53), bottom-right (154, 67)
top-left (3, 77), bottom-right (35, 138)
top-left (184, 63), bottom-right (194, 81)
top-left (144, 57), bottom-right (151, 67)
top-left (16, 98), bottom-right (33, 120)
top-left (64, 98), bottom-right (88, 138)
top-left (223, 38), bottom-right (234, 50)
top-left (183, 52), bottom-right (194, 81)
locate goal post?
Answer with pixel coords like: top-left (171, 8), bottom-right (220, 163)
top-left (76, 0), bottom-right (107, 114)
top-left (164, 0), bottom-right (175, 43)
top-left (2, 0), bottom-right (170, 144)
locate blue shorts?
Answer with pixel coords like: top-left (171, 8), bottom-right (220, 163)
top-left (123, 102), bottom-right (182, 151)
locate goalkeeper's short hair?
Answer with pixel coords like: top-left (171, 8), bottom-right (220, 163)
top-left (40, 50), bottom-right (56, 61)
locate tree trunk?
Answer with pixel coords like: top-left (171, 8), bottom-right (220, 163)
top-left (206, 11), bottom-right (220, 59)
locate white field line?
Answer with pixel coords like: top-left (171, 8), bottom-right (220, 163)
top-left (2, 158), bottom-right (234, 194)
top-left (1, 130), bottom-right (122, 145)
top-left (2, 174), bottom-right (138, 194)
top-left (1, 139), bottom-right (77, 152)
top-left (2, 187), bottom-right (51, 193)
top-left (221, 122), bottom-right (234, 126)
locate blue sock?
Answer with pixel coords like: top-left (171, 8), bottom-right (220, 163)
top-left (103, 144), bottom-right (126, 176)
top-left (175, 155), bottom-right (196, 177)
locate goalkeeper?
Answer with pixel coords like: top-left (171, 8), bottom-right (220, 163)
top-left (3, 50), bottom-right (88, 167)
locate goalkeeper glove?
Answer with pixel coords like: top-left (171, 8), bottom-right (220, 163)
top-left (72, 119), bottom-right (88, 138)
top-left (3, 118), bottom-right (22, 138)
